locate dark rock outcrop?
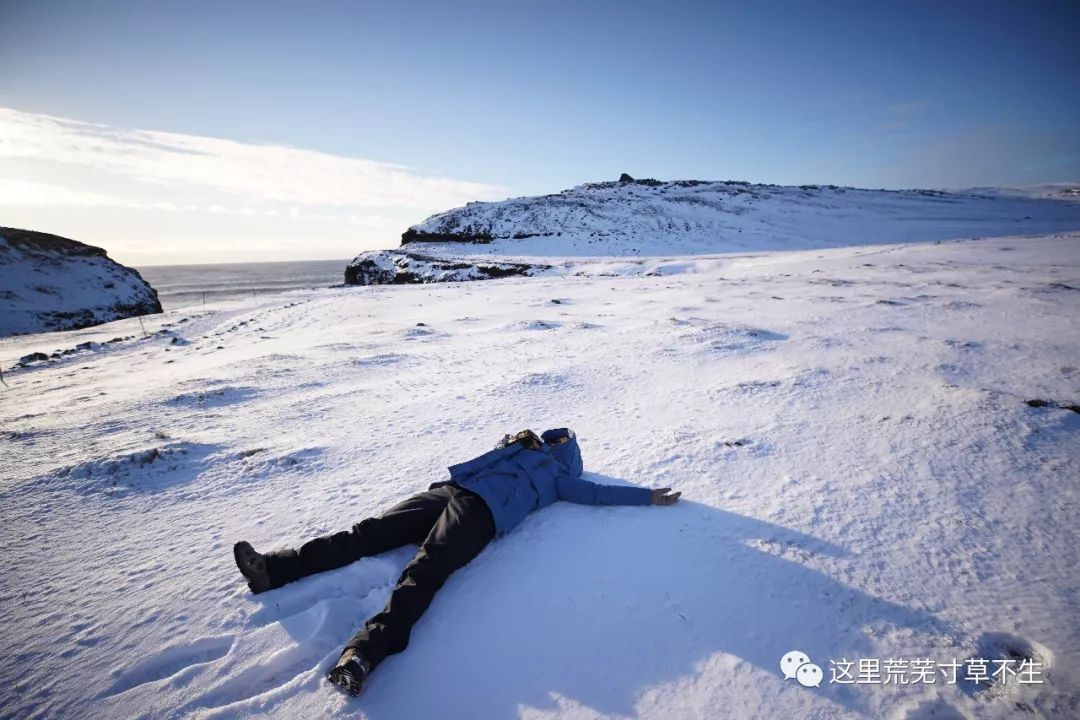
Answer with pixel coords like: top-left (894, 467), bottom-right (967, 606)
top-left (344, 249), bottom-right (545, 286)
top-left (401, 228), bottom-right (494, 245)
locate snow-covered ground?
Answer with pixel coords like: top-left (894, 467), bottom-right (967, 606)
top-left (2, 233), bottom-right (1079, 719)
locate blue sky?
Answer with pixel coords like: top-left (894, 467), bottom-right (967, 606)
top-left (0, 0), bottom-right (1077, 263)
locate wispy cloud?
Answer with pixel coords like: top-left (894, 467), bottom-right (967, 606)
top-left (0, 107), bottom-right (507, 263)
top-left (0, 107), bottom-right (505, 211)
top-left (0, 178), bottom-right (128, 207)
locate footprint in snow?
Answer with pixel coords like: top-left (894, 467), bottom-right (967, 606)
top-left (900, 697), bottom-right (966, 720)
top-left (940, 300), bottom-right (983, 311)
top-left (944, 339), bottom-right (984, 351)
top-left (352, 352), bottom-right (414, 368)
top-left (517, 372), bottom-right (572, 389)
top-left (725, 379), bottom-right (783, 395)
top-left (166, 386), bottom-right (258, 408)
top-left (808, 277), bottom-right (856, 287)
top-left (959, 632), bottom-right (1053, 705)
top-left (669, 317), bottom-right (786, 354)
top-left (504, 319), bottom-right (562, 331)
top-left (402, 324), bottom-right (437, 339)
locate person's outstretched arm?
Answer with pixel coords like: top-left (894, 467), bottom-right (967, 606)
top-left (556, 476), bottom-right (681, 507)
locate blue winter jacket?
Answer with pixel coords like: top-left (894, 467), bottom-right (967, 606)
top-left (434, 428), bottom-right (652, 535)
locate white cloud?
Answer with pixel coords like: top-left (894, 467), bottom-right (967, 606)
top-left (0, 177), bottom-right (127, 207)
top-left (0, 107), bottom-right (508, 264)
top-left (0, 107), bottom-right (504, 210)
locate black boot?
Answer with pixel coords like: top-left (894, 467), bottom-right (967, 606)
top-left (233, 541), bottom-right (272, 594)
top-left (327, 648), bottom-right (371, 697)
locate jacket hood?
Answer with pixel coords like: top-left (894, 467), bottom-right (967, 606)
top-left (542, 428), bottom-right (584, 479)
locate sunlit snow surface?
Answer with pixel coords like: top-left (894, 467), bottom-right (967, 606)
top-left (2, 234), bottom-right (1079, 719)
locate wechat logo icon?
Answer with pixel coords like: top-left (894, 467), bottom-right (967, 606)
top-left (780, 650), bottom-right (823, 688)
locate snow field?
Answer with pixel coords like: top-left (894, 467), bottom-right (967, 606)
top-left (1, 234), bottom-right (1078, 719)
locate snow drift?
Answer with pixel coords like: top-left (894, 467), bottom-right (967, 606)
top-left (0, 226), bottom-right (162, 337)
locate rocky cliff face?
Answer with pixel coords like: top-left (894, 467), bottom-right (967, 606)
top-left (344, 248), bottom-right (544, 285)
top-left (0, 227), bottom-right (162, 337)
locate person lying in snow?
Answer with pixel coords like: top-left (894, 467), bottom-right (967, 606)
top-left (233, 427), bottom-right (681, 696)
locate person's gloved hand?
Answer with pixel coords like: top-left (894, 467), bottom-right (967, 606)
top-left (651, 487), bottom-right (682, 506)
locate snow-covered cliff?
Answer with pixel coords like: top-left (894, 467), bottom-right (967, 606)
top-left (0, 227), bottom-right (162, 337)
top-left (404, 177), bottom-right (1080, 254)
top-left (344, 177), bottom-right (1080, 285)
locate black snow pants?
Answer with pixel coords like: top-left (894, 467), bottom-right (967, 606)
top-left (262, 484), bottom-right (495, 668)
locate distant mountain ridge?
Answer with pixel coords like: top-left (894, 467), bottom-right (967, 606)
top-left (0, 227), bottom-right (161, 337)
top-left (344, 176), bottom-right (1080, 285)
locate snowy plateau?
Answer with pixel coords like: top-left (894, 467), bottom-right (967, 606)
top-left (1, 181), bottom-right (1080, 720)
top-left (345, 179), bottom-right (1080, 284)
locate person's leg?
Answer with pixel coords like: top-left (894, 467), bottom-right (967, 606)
top-left (342, 487), bottom-right (495, 669)
top-left (253, 486), bottom-right (457, 589)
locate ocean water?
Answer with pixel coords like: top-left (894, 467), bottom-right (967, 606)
top-left (135, 259), bottom-right (350, 310)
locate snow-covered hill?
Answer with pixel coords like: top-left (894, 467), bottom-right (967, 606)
top-left (2, 233), bottom-right (1078, 719)
top-left (345, 178), bottom-right (1080, 284)
top-left (0, 226), bottom-right (162, 337)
